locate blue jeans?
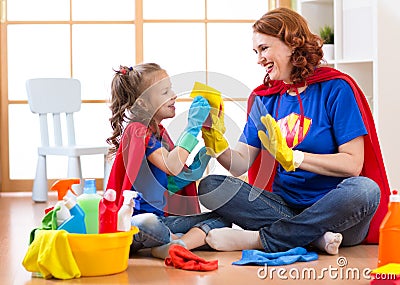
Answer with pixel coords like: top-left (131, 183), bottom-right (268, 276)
top-left (198, 175), bottom-right (380, 252)
top-left (130, 211), bottom-right (231, 252)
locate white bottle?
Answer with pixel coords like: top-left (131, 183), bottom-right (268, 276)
top-left (55, 201), bottom-right (71, 227)
top-left (117, 190), bottom-right (138, 232)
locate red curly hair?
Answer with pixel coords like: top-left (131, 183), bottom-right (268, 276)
top-left (253, 7), bottom-right (324, 85)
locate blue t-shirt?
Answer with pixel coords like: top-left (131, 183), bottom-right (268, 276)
top-left (132, 135), bottom-right (167, 216)
top-left (239, 79), bottom-right (368, 208)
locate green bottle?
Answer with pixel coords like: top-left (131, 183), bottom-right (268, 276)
top-left (77, 179), bottom-right (102, 234)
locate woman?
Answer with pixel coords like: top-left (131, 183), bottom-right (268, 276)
top-left (198, 8), bottom-right (387, 255)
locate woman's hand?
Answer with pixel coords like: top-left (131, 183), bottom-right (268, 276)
top-left (258, 114), bottom-right (295, 171)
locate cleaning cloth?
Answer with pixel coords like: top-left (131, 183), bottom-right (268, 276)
top-left (22, 230), bottom-right (81, 279)
top-left (190, 81), bottom-right (222, 112)
top-left (233, 247), bottom-right (318, 266)
top-left (190, 82), bottom-right (228, 157)
top-left (165, 244), bottom-right (218, 271)
top-left (29, 205), bottom-right (60, 244)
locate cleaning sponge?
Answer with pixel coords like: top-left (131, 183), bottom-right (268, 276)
top-left (189, 82), bottom-right (228, 157)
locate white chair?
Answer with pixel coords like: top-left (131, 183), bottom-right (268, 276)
top-left (26, 78), bottom-right (110, 202)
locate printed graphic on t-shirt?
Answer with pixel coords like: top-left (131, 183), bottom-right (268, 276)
top-left (277, 112), bottom-right (312, 148)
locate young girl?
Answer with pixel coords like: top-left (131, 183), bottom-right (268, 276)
top-left (106, 63), bottom-right (230, 259)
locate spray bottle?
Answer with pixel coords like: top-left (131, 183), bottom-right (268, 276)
top-left (378, 189), bottom-right (400, 267)
top-left (50, 178), bottom-right (79, 200)
top-left (58, 196), bottom-right (87, 234)
top-left (99, 189), bottom-right (118, 233)
top-left (117, 190), bottom-right (138, 232)
top-left (77, 179), bottom-right (102, 234)
top-left (54, 201), bottom-right (71, 227)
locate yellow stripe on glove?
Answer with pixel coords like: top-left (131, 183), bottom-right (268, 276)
top-left (258, 114), bottom-right (295, 172)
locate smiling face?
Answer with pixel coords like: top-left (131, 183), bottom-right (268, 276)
top-left (253, 32), bottom-right (293, 83)
top-left (145, 71), bottom-right (177, 124)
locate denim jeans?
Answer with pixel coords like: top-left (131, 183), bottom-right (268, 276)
top-left (130, 211), bottom-right (231, 252)
top-left (198, 175), bottom-right (380, 252)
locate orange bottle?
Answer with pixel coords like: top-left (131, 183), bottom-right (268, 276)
top-left (378, 189), bottom-right (400, 267)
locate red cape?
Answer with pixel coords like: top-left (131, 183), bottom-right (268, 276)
top-left (106, 122), bottom-right (201, 216)
top-left (247, 66), bottom-right (390, 244)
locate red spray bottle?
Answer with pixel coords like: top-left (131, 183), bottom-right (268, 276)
top-left (99, 189), bottom-right (119, 233)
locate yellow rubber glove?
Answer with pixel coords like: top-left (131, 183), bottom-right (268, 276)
top-left (258, 114), bottom-right (295, 172)
top-left (201, 128), bottom-right (229, 157)
top-left (190, 82), bottom-right (228, 157)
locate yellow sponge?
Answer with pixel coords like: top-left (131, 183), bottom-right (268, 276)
top-left (190, 81), bottom-right (222, 113)
top-left (190, 82), bottom-right (228, 157)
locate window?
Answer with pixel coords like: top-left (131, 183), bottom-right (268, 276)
top-left (0, 0), bottom-right (270, 191)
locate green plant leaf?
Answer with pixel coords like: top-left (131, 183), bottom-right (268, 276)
top-left (319, 25), bottom-right (334, 44)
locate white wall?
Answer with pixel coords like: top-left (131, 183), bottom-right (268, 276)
top-left (375, 0), bottom-right (400, 190)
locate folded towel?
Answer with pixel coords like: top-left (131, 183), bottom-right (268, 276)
top-left (22, 230), bottom-right (81, 279)
top-left (233, 247), bottom-right (318, 266)
top-left (165, 244), bottom-right (218, 271)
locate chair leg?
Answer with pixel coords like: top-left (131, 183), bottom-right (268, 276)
top-left (32, 155), bottom-right (48, 202)
top-left (68, 156), bottom-right (83, 195)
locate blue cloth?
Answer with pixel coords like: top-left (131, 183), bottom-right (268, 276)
top-left (239, 79), bottom-right (367, 208)
top-left (232, 247), bottom-right (318, 266)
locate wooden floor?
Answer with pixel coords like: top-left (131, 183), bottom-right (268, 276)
top-left (0, 192), bottom-right (379, 285)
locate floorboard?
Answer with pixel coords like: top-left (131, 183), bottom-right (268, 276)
top-left (0, 192), bottom-right (378, 285)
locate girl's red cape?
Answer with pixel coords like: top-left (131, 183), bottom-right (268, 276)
top-left (107, 122), bottom-right (200, 216)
